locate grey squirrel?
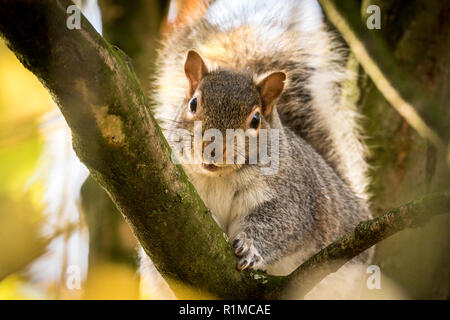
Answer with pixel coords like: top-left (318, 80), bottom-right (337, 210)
top-left (168, 51), bottom-right (372, 273)
top-left (141, 0), bottom-right (374, 298)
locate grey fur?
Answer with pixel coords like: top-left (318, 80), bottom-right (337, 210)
top-left (144, 0), bottom-right (374, 298)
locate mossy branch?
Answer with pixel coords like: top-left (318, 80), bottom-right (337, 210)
top-left (0, 0), bottom-right (280, 299)
top-left (0, 0), bottom-right (448, 299)
top-left (284, 192), bottom-right (450, 298)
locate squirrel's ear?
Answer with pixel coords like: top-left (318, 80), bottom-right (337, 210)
top-left (257, 72), bottom-right (286, 117)
top-left (184, 50), bottom-right (208, 96)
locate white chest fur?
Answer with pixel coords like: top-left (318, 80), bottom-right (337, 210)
top-left (191, 174), bottom-right (235, 231)
top-left (186, 168), bottom-right (274, 236)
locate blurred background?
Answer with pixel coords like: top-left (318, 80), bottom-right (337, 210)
top-left (0, 0), bottom-right (448, 299)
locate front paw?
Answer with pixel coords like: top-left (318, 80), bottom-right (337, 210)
top-left (232, 232), bottom-right (264, 271)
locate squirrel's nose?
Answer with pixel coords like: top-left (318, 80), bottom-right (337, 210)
top-left (202, 141), bottom-right (225, 163)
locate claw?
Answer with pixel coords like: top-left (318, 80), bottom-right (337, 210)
top-left (235, 246), bottom-right (245, 256)
top-left (237, 259), bottom-right (249, 271)
top-left (232, 232), bottom-right (264, 271)
top-left (235, 238), bottom-right (253, 257)
top-left (233, 232), bottom-right (246, 248)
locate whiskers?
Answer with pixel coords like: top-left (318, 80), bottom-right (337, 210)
top-left (157, 116), bottom-right (261, 167)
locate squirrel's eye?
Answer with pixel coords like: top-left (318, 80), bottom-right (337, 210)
top-left (188, 97), bottom-right (198, 114)
top-left (250, 112), bottom-right (260, 129)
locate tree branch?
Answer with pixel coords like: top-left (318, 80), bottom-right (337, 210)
top-left (0, 0), bottom-right (448, 300)
top-left (283, 191), bottom-right (450, 298)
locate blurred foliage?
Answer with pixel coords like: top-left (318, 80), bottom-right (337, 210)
top-left (0, 32), bottom-right (140, 299)
top-left (0, 42), bottom-right (51, 194)
top-left (360, 0), bottom-right (450, 299)
top-left (0, 40), bottom-right (50, 299)
top-left (83, 262), bottom-right (139, 299)
top-left (0, 275), bottom-right (44, 300)
top-left (99, 0), bottom-right (168, 92)
top-left (81, 176), bottom-right (138, 267)
top-left (0, 195), bottom-right (44, 281)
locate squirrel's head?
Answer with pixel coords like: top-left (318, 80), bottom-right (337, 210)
top-left (178, 50), bottom-right (286, 176)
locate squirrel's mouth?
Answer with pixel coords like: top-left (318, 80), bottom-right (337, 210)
top-left (201, 163), bottom-right (220, 171)
top-left (195, 163), bottom-right (240, 176)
